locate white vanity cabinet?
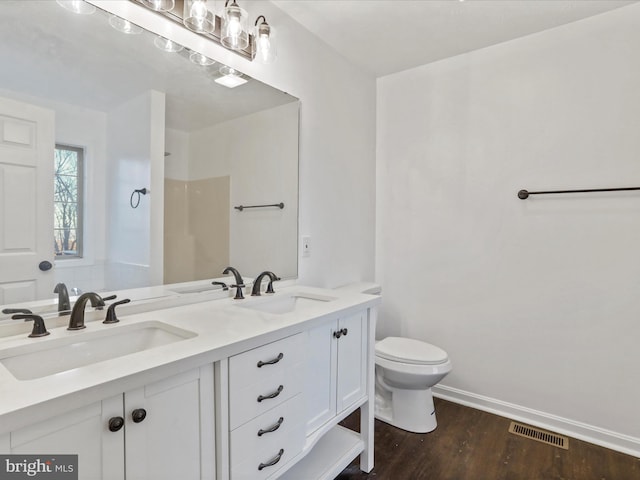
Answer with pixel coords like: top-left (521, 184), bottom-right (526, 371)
top-left (0, 289), bottom-right (379, 480)
top-left (0, 366), bottom-right (215, 480)
top-left (226, 333), bottom-right (306, 480)
top-left (305, 310), bottom-right (368, 434)
top-left (277, 308), bottom-right (374, 480)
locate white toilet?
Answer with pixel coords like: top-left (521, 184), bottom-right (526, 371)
top-left (375, 336), bottom-right (452, 433)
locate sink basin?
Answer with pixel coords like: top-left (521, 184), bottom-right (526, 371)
top-left (238, 293), bottom-right (337, 315)
top-left (0, 321), bottom-right (196, 381)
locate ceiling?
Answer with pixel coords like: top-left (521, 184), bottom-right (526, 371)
top-left (273, 0), bottom-right (637, 77)
top-left (0, 1), bottom-right (296, 131)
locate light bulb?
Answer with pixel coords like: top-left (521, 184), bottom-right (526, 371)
top-left (184, 0), bottom-right (214, 33)
top-left (141, 0), bottom-right (175, 12)
top-left (229, 18), bottom-right (241, 40)
top-left (154, 36), bottom-right (184, 53)
top-left (222, 3), bottom-right (248, 50)
top-left (190, 0), bottom-right (207, 20)
top-left (254, 17), bottom-right (276, 64)
top-left (109, 15), bottom-right (143, 34)
top-left (56, 0), bottom-right (96, 14)
top-left (258, 35), bottom-right (270, 60)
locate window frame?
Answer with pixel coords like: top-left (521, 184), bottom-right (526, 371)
top-left (54, 143), bottom-right (84, 260)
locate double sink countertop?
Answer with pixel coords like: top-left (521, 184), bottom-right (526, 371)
top-left (0, 284), bottom-right (380, 433)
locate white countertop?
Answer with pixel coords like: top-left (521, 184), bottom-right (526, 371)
top-left (0, 285), bottom-right (380, 433)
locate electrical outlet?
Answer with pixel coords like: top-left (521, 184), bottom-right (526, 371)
top-left (301, 235), bottom-right (311, 257)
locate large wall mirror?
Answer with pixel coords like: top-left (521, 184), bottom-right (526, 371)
top-left (0, 0), bottom-right (299, 310)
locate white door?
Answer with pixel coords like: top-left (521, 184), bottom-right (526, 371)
top-left (304, 319), bottom-right (338, 434)
top-left (0, 96), bottom-right (55, 305)
top-left (336, 311), bottom-right (367, 412)
top-left (124, 365), bottom-right (215, 480)
top-left (4, 395), bottom-right (125, 480)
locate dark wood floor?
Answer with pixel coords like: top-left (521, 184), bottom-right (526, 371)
top-left (337, 398), bottom-right (640, 480)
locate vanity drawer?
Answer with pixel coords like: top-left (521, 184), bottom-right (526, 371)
top-left (229, 333), bottom-right (304, 389)
top-left (229, 361), bottom-right (303, 430)
top-left (229, 333), bottom-right (305, 429)
top-left (230, 395), bottom-right (304, 480)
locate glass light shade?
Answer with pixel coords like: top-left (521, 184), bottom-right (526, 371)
top-left (140, 0), bottom-right (175, 12)
top-left (183, 0), bottom-right (215, 34)
top-left (254, 21), bottom-right (276, 64)
top-left (190, 51), bottom-right (216, 66)
top-left (154, 36), bottom-right (184, 53)
top-left (221, 3), bottom-right (249, 50)
top-left (56, 0), bottom-right (96, 15)
top-left (109, 15), bottom-right (143, 35)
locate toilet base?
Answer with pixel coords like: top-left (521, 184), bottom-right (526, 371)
top-left (374, 387), bottom-right (437, 433)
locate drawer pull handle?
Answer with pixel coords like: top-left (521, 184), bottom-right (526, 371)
top-left (257, 385), bottom-right (284, 403)
top-left (258, 417), bottom-right (284, 436)
top-left (257, 352), bottom-right (284, 368)
top-left (258, 449), bottom-right (284, 471)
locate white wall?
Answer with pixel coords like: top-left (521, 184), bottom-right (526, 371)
top-left (164, 128), bottom-right (190, 182)
top-left (188, 102), bottom-right (299, 279)
top-left (90, 0), bottom-right (377, 289)
top-left (106, 90), bottom-right (165, 290)
top-left (377, 4), bottom-right (640, 455)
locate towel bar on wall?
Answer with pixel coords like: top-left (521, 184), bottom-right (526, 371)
top-left (234, 202), bottom-right (285, 211)
top-left (517, 187), bottom-right (640, 200)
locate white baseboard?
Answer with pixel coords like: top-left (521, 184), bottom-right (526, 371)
top-left (432, 385), bottom-right (640, 458)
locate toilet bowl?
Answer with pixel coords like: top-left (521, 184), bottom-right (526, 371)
top-left (375, 336), bottom-right (452, 433)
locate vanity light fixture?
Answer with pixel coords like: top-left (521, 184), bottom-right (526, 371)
top-left (221, 0), bottom-right (249, 50)
top-left (154, 36), bottom-right (184, 53)
top-left (56, 0), bottom-right (96, 15)
top-left (254, 15), bottom-right (276, 64)
top-left (183, 0), bottom-right (215, 34)
top-left (134, 0), bottom-right (276, 63)
top-left (189, 51), bottom-right (216, 66)
top-left (215, 65), bottom-right (248, 88)
top-left (109, 15), bottom-right (143, 34)
top-left (140, 0), bottom-right (175, 12)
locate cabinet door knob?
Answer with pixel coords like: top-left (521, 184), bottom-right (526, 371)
top-left (333, 330), bottom-right (342, 339)
top-left (341, 328), bottom-right (348, 336)
top-left (257, 385), bottom-right (284, 403)
top-left (258, 449), bottom-right (284, 471)
top-left (131, 408), bottom-right (147, 423)
top-left (257, 352), bottom-right (284, 368)
top-left (108, 416), bottom-right (125, 432)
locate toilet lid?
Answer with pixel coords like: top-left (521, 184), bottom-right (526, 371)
top-left (376, 337), bottom-right (448, 365)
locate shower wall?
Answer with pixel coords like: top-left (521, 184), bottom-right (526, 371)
top-left (164, 175), bottom-right (230, 283)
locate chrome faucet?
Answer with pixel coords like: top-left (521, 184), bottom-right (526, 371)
top-left (54, 283), bottom-right (71, 314)
top-left (68, 292), bottom-right (105, 330)
top-left (222, 266), bottom-right (245, 299)
top-left (251, 271), bottom-right (280, 296)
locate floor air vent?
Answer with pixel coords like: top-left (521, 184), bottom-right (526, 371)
top-left (508, 421), bottom-right (569, 450)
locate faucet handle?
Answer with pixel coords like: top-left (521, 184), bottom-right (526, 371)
top-left (103, 299), bottom-right (131, 324)
top-left (3, 308), bottom-right (33, 316)
top-left (12, 314), bottom-right (50, 338)
top-left (211, 281), bottom-right (229, 291)
top-left (96, 294), bottom-right (115, 310)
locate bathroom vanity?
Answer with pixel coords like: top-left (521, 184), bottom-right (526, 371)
top-left (0, 286), bottom-right (379, 480)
